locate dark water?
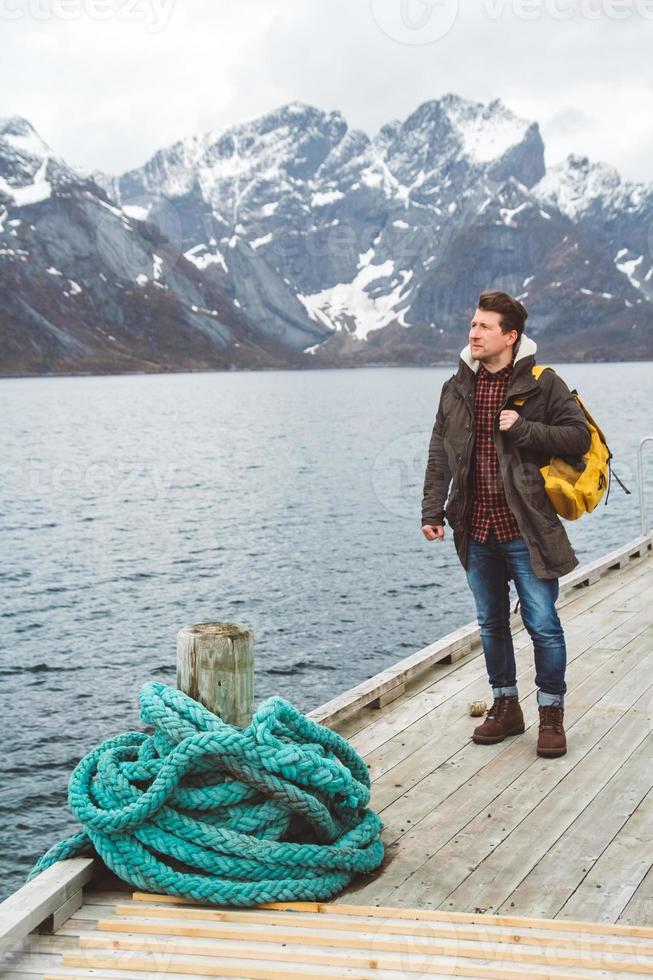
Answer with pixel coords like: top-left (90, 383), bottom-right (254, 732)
top-left (1, 363), bottom-right (651, 899)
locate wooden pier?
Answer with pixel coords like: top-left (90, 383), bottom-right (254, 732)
top-left (2, 531), bottom-right (653, 978)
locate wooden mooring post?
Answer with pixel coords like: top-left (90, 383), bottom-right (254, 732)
top-left (176, 622), bottom-right (254, 728)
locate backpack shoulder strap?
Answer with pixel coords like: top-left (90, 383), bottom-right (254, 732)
top-left (531, 364), bottom-right (554, 380)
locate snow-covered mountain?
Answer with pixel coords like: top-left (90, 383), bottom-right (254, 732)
top-left (533, 153), bottom-right (653, 303)
top-left (0, 115), bottom-right (311, 374)
top-left (1, 97), bottom-right (652, 375)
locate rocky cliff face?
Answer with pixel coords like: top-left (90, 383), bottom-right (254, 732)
top-left (1, 96), bottom-right (652, 376)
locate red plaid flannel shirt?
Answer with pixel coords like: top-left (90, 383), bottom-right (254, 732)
top-left (468, 360), bottom-right (522, 543)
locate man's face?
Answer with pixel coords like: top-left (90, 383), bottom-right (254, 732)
top-left (469, 308), bottom-right (517, 361)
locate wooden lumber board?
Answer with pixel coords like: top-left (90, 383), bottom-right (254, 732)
top-left (70, 895), bottom-right (653, 976)
top-left (125, 895), bottom-right (651, 961)
top-left (50, 955), bottom-right (588, 980)
top-left (48, 970), bottom-right (369, 980)
top-left (62, 919), bottom-right (643, 977)
top-left (0, 858), bottom-right (95, 957)
top-left (93, 900), bottom-right (653, 957)
top-left (342, 629), bottom-right (653, 907)
top-left (40, 900), bottom-right (653, 978)
top-left (68, 930), bottom-right (648, 977)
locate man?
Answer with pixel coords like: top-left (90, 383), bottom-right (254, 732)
top-left (421, 290), bottom-right (591, 758)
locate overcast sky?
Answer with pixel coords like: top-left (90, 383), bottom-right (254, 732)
top-left (1, 0), bottom-right (652, 184)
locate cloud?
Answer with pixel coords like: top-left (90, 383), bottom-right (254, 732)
top-left (0, 0), bottom-right (651, 183)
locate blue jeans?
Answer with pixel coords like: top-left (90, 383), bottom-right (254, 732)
top-left (465, 530), bottom-right (566, 707)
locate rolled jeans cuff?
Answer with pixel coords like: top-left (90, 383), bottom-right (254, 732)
top-left (538, 689), bottom-right (564, 707)
top-left (492, 685), bottom-right (518, 699)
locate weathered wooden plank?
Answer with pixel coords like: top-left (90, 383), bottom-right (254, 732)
top-left (81, 892), bottom-right (133, 906)
top-left (498, 735), bottom-right (653, 920)
top-left (308, 623), bottom-right (482, 727)
top-left (347, 631), bottom-right (653, 907)
top-left (369, 681), bottom-right (406, 709)
top-left (38, 890), bottom-right (83, 935)
top-left (620, 866), bottom-right (653, 928)
top-left (369, 629), bottom-right (647, 840)
top-left (0, 948), bottom-right (75, 972)
top-left (548, 559), bottom-right (652, 619)
top-left (63, 962), bottom-right (403, 980)
top-left (419, 678), bottom-right (653, 915)
top-left (0, 859), bottom-right (95, 957)
top-left (558, 535), bottom-right (653, 597)
top-left (558, 783), bottom-right (653, 925)
top-left (345, 562), bottom-right (650, 768)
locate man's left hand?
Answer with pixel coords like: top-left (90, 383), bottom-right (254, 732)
top-left (499, 410), bottom-right (521, 431)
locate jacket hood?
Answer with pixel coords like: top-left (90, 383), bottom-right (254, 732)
top-left (460, 333), bottom-right (537, 373)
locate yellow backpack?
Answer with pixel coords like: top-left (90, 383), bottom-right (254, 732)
top-left (514, 365), bottom-right (630, 521)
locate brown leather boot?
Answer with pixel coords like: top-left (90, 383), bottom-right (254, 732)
top-left (537, 704), bottom-right (567, 757)
top-left (473, 696), bottom-right (525, 744)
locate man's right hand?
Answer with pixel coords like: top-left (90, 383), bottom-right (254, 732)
top-left (422, 524), bottom-right (445, 541)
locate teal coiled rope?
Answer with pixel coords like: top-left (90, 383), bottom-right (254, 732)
top-left (29, 681), bottom-right (384, 905)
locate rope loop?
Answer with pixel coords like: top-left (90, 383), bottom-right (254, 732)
top-left (29, 682), bottom-right (385, 905)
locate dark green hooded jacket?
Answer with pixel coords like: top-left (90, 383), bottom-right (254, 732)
top-left (421, 333), bottom-right (592, 580)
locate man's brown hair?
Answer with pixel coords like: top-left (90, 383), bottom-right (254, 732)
top-left (477, 290), bottom-right (528, 343)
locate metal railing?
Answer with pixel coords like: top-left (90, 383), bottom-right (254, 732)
top-left (638, 436), bottom-right (653, 535)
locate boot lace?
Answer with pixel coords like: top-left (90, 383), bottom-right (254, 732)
top-left (487, 696), bottom-right (513, 719)
top-left (539, 704), bottom-right (563, 732)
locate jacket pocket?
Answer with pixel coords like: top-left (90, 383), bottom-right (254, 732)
top-left (528, 484), bottom-right (560, 526)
